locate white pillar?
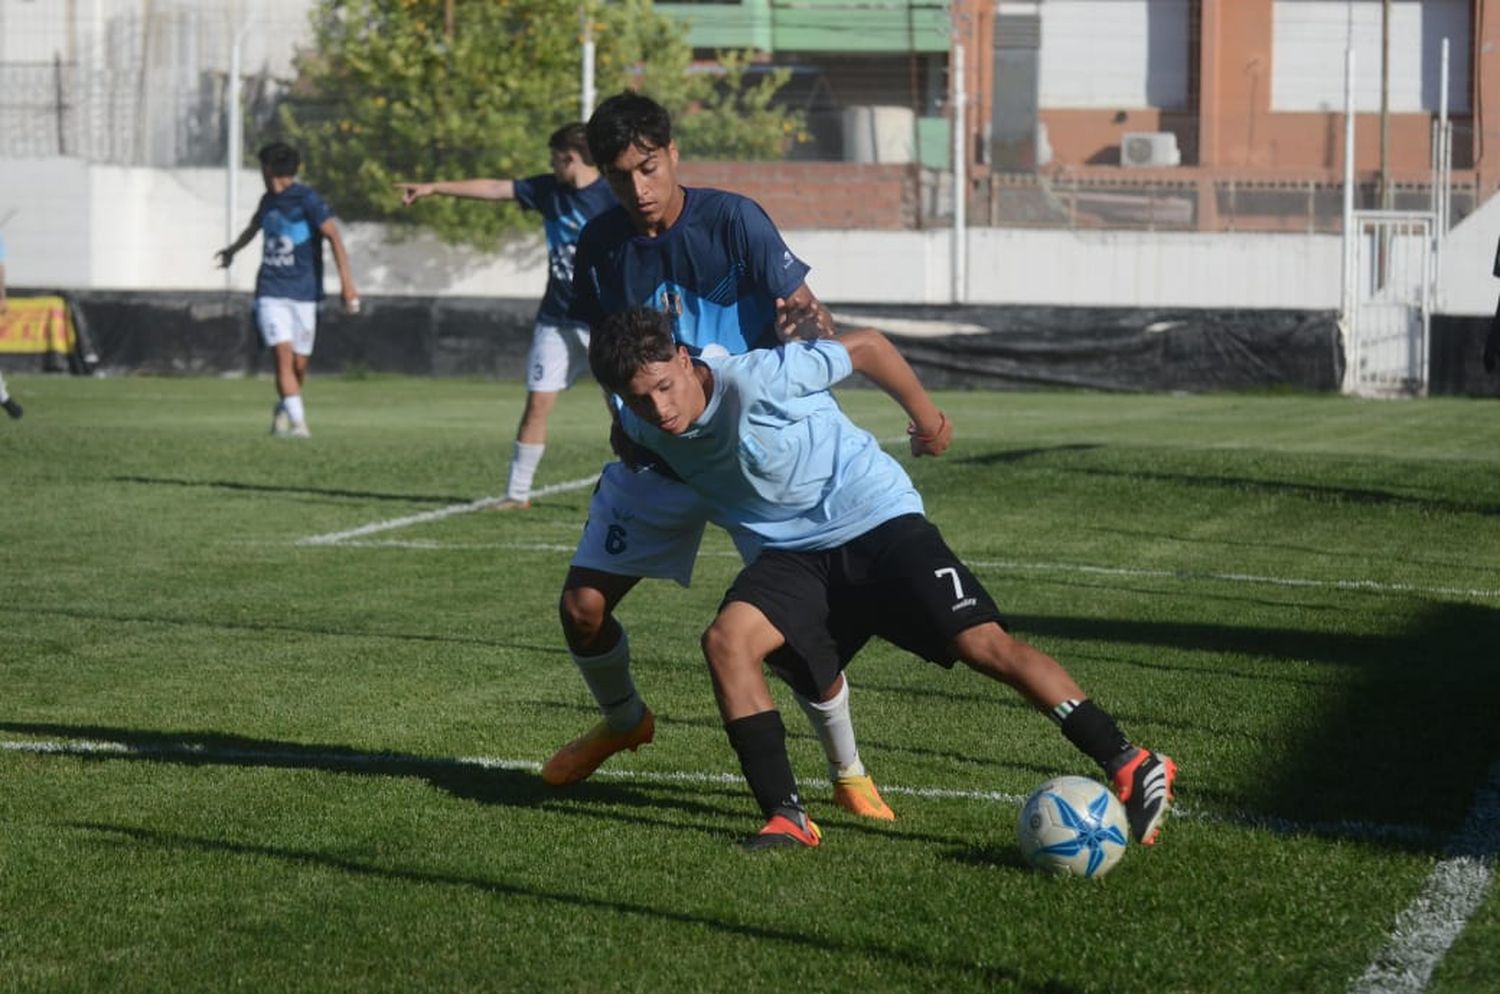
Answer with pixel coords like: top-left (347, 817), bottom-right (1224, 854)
top-left (951, 41), bottom-right (967, 305)
top-left (226, 14), bottom-right (253, 289)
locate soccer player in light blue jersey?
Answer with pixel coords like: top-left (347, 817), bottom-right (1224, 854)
top-left (217, 143), bottom-right (360, 438)
top-left (591, 307), bottom-right (1177, 851)
top-left (540, 92), bottom-right (895, 823)
top-left (396, 125), bottom-right (617, 508)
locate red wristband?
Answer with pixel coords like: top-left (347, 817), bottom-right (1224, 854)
top-left (909, 411), bottom-right (947, 442)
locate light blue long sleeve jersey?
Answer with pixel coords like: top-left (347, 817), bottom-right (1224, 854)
top-left (616, 339), bottom-right (924, 555)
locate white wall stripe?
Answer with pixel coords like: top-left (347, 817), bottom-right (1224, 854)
top-left (1349, 761), bottom-right (1500, 994)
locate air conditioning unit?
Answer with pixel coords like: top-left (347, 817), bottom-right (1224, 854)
top-left (1121, 131), bottom-right (1181, 168)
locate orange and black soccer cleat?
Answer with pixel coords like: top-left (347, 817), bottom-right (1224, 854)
top-left (742, 806), bottom-right (823, 851)
top-left (1111, 748), bottom-right (1177, 845)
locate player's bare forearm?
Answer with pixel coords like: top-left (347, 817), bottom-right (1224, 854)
top-left (836, 328), bottom-right (950, 456)
top-left (776, 284), bottom-right (834, 342)
top-left (396, 178), bottom-right (515, 205)
top-left (322, 222), bottom-right (360, 312)
top-left (215, 222), bottom-right (259, 267)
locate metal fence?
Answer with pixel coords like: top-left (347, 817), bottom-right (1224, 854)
top-left (0, 0), bottom-right (1489, 236)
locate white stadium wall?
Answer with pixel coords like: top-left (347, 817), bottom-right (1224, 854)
top-left (1, 158), bottom-right (1493, 313)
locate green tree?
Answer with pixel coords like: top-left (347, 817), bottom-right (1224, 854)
top-left (275, 0), bottom-right (801, 247)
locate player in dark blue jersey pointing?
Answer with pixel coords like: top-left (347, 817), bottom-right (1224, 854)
top-left (540, 91), bottom-right (892, 823)
top-left (397, 124), bottom-right (617, 508)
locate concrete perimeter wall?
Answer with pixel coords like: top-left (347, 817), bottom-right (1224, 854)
top-left (13, 156), bottom-right (1500, 314)
top-left (0, 157), bottom-right (1370, 311)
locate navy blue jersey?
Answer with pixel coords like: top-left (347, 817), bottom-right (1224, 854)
top-left (253, 183), bottom-right (334, 302)
top-left (513, 174), bottom-right (615, 323)
top-left (570, 187), bottom-right (811, 356)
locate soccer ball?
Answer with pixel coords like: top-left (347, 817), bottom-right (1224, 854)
top-left (1017, 775), bottom-right (1130, 878)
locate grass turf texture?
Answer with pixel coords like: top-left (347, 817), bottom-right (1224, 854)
top-left (1, 372), bottom-right (1497, 994)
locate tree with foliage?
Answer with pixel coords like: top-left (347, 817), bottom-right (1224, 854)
top-left (274, 0), bottom-right (801, 247)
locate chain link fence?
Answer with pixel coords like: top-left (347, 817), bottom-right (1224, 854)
top-left (0, 0), bottom-right (1487, 235)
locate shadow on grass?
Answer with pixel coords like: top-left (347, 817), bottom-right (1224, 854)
top-left (1009, 601), bottom-right (1500, 848)
top-left (112, 474), bottom-right (477, 505)
top-left (1, 718), bottom-right (1021, 852)
top-left (0, 721), bottom-right (740, 837)
top-left (63, 820), bottom-right (1098, 993)
top-left (0, 603), bottom-right (570, 654)
top-left (956, 443), bottom-right (1105, 467)
top-left (1064, 466), bottom-right (1500, 518)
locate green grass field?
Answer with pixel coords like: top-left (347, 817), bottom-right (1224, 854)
top-left (2, 371), bottom-right (1497, 994)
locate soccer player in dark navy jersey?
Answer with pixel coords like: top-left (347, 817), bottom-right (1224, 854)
top-left (538, 91), bottom-right (894, 823)
top-left (217, 143), bottom-right (360, 437)
top-left (398, 124), bottom-right (616, 508)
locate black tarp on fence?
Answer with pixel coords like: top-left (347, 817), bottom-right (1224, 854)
top-left (3, 289), bottom-right (1494, 396)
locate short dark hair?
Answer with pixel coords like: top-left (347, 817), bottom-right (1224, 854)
top-left (548, 122), bottom-right (593, 165)
top-left (586, 92), bottom-right (672, 168)
top-left (589, 307), bottom-right (679, 393)
top-left (257, 142), bottom-right (300, 177)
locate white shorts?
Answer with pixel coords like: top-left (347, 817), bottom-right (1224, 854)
top-left (256, 297), bottom-right (318, 356)
top-left (570, 461), bottom-right (759, 587)
top-left (527, 320), bottom-right (591, 393)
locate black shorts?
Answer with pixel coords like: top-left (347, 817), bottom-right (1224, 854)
top-left (722, 514), bottom-right (1006, 699)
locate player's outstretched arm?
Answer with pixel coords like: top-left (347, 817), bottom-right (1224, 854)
top-left (395, 178), bottom-right (516, 206)
top-left (214, 220), bottom-right (259, 269)
top-left (319, 218), bottom-right (360, 314)
top-left (834, 328), bottom-right (951, 457)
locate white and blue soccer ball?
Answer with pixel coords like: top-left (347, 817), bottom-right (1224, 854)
top-left (1017, 775), bottom-right (1130, 878)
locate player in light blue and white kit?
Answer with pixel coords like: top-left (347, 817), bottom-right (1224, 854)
top-left (217, 142), bottom-right (360, 437)
top-left (538, 92), bottom-right (895, 823)
top-left (591, 306), bottom-right (1177, 850)
top-left (397, 124), bottom-right (616, 508)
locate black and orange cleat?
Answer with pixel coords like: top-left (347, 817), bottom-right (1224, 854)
top-left (1110, 748), bottom-right (1176, 845)
top-left (742, 806), bottom-right (822, 851)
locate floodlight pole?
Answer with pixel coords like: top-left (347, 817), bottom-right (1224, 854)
top-left (225, 13), bottom-right (253, 290)
top-left (951, 39), bottom-right (967, 305)
top-left (1341, 47), bottom-right (1357, 391)
top-left (581, 9), bottom-right (596, 120)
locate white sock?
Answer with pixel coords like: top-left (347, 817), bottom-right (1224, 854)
top-left (793, 675), bottom-right (866, 781)
top-left (0, 375), bottom-right (9, 404)
top-left (507, 441), bottom-right (545, 502)
top-left (572, 626), bottom-right (645, 732)
top-left (282, 393), bottom-right (306, 426)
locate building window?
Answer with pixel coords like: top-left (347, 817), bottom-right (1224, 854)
top-left (1271, 0), bottom-right (1471, 113)
top-left (1039, 0), bottom-right (1191, 110)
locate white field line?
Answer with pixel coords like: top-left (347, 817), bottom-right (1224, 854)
top-left (1349, 760), bottom-right (1500, 994)
top-left (0, 737), bottom-right (1444, 847)
top-left (963, 560), bottom-right (1500, 602)
top-left (299, 534), bottom-right (1500, 602)
top-left (287, 446), bottom-right (1500, 602)
top-left (294, 474), bottom-right (599, 546)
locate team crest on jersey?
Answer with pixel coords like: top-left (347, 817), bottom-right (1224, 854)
top-left (658, 289), bottom-right (684, 316)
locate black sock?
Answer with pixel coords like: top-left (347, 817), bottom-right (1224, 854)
top-left (1054, 698), bottom-right (1135, 771)
top-left (725, 710), bottom-right (803, 818)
